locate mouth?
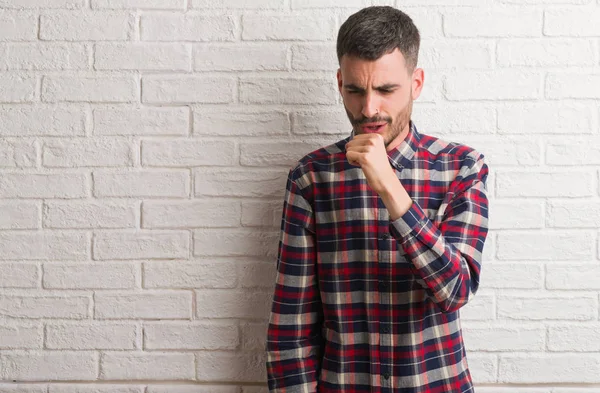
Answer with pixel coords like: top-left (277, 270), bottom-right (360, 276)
top-left (360, 122), bottom-right (387, 133)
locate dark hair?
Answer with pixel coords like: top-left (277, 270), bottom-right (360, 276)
top-left (336, 6), bottom-right (420, 71)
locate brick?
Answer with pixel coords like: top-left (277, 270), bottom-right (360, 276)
top-left (498, 295), bottom-right (597, 321)
top-left (292, 108), bottom-right (351, 135)
top-left (241, 140), bottom-right (325, 167)
top-left (196, 289), bottom-right (272, 319)
top-left (547, 200), bottom-right (600, 228)
top-left (459, 294), bottom-right (495, 321)
top-left (0, 106), bottom-right (85, 137)
top-left (93, 171), bottom-right (189, 198)
top-left (0, 140), bottom-right (37, 168)
top-left (0, 232), bottom-right (88, 260)
top-left (481, 263), bottom-right (543, 289)
top-left (545, 8), bottom-right (600, 36)
top-left (44, 200), bottom-right (136, 229)
top-left (0, 263), bottom-right (38, 288)
top-left (43, 139), bottom-right (134, 167)
top-left (547, 264), bottom-right (600, 290)
top-left (239, 260), bottom-right (276, 289)
top-left (486, 200), bottom-right (543, 230)
top-left (441, 136), bottom-right (541, 167)
top-left (241, 200), bottom-right (282, 228)
top-left (499, 354), bottom-right (600, 383)
top-left (100, 352), bottom-right (195, 380)
top-left (195, 169), bottom-right (287, 198)
top-left (143, 76), bottom-right (234, 104)
top-left (0, 0), bottom-right (83, 7)
top-left (94, 107), bottom-right (189, 136)
top-left (420, 40), bottom-right (492, 69)
top-left (195, 43), bottom-right (287, 71)
top-left (46, 323), bottom-right (136, 349)
top-left (465, 353), bottom-right (497, 384)
top-left (144, 322), bottom-right (238, 350)
top-left (43, 263), bottom-right (136, 289)
top-left (142, 200), bottom-right (240, 229)
top-left (292, 43), bottom-right (336, 71)
top-left (0, 385), bottom-right (48, 393)
top-left (547, 139), bottom-right (600, 165)
top-left (193, 108), bottom-right (290, 136)
top-left (42, 75), bottom-right (138, 103)
top-left (1, 351), bottom-right (97, 381)
top-left (0, 294), bottom-right (90, 319)
top-left (463, 325), bottom-right (544, 351)
top-left (95, 43), bottom-right (191, 71)
top-left (40, 12), bottom-right (134, 41)
top-left (1, 43), bottom-right (88, 70)
top-left (194, 229), bottom-right (279, 257)
top-left (143, 261), bottom-right (237, 289)
top-left (547, 73), bottom-right (600, 99)
top-left (192, 0), bottom-right (283, 8)
top-left (141, 14), bottom-right (235, 41)
top-left (49, 386), bottom-right (144, 393)
top-left (398, 8), bottom-right (442, 38)
top-left (444, 9), bottom-right (541, 37)
top-left (0, 323), bottom-right (41, 349)
top-left (196, 352), bottom-right (266, 382)
top-left (95, 291), bottom-right (192, 319)
top-left (240, 77), bottom-right (337, 104)
top-left (0, 11), bottom-right (37, 41)
top-left (93, 231), bottom-right (189, 260)
top-left (412, 105), bottom-right (496, 136)
top-left (548, 324), bottom-right (600, 351)
top-left (0, 201), bottom-right (40, 229)
top-left (92, 0), bottom-right (184, 9)
top-left (445, 71), bottom-right (542, 101)
top-left (148, 387), bottom-right (238, 393)
top-left (240, 322), bottom-right (267, 351)
top-left (497, 171), bottom-right (594, 197)
top-left (291, 0), bottom-right (368, 7)
top-left (498, 103), bottom-right (593, 134)
top-left (497, 231), bottom-right (594, 261)
top-left (0, 173), bottom-right (87, 199)
top-left (142, 139), bottom-right (236, 167)
top-left (0, 74), bottom-right (36, 103)
top-left (497, 39), bottom-right (594, 67)
top-left (242, 13), bottom-right (335, 41)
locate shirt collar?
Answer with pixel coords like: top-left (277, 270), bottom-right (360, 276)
top-left (348, 120), bottom-right (421, 171)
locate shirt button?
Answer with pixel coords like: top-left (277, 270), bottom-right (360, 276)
top-left (380, 233), bottom-right (391, 240)
top-left (378, 281), bottom-right (387, 291)
top-left (381, 326), bottom-right (390, 333)
top-left (383, 373), bottom-right (390, 380)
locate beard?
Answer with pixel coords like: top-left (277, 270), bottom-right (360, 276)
top-left (344, 96), bottom-right (413, 149)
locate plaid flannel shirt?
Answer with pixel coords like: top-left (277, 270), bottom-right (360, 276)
top-left (266, 121), bottom-right (490, 393)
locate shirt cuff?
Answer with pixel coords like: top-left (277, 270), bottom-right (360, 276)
top-left (389, 200), bottom-right (428, 240)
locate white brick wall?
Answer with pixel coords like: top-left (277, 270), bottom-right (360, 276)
top-left (0, 0), bottom-right (599, 391)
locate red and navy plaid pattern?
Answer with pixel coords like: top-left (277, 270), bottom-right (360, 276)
top-left (266, 121), bottom-right (490, 393)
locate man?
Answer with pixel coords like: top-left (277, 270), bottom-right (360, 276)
top-left (266, 6), bottom-right (489, 393)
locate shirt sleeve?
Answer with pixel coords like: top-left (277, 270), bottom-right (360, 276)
top-left (388, 153), bottom-right (490, 313)
top-left (266, 168), bottom-right (324, 393)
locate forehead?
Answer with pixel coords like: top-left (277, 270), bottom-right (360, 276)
top-left (339, 48), bottom-right (409, 83)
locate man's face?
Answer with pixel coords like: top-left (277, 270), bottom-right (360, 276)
top-left (337, 48), bottom-right (424, 152)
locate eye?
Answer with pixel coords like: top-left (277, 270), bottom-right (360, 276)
top-left (380, 90), bottom-right (394, 94)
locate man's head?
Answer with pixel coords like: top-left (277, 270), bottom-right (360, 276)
top-left (336, 6), bottom-right (424, 151)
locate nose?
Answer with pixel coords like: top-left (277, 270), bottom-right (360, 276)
top-left (361, 91), bottom-right (380, 120)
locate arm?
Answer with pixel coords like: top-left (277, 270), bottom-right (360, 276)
top-left (388, 154), bottom-right (489, 313)
top-left (266, 168), bottom-right (324, 393)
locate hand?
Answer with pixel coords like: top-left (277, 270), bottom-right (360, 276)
top-left (345, 133), bottom-right (397, 195)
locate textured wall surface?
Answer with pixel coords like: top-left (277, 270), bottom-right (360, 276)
top-left (0, 0), bottom-right (599, 392)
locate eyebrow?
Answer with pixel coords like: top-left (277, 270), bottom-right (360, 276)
top-left (343, 83), bottom-right (401, 92)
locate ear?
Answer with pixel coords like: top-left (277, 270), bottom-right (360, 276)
top-left (411, 67), bottom-right (425, 100)
top-left (337, 68), bottom-right (343, 95)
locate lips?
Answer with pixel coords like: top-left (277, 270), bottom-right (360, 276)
top-left (361, 123), bottom-right (387, 133)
